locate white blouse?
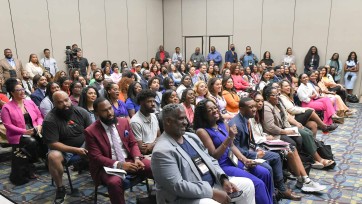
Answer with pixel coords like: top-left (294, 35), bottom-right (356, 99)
top-left (25, 62), bottom-right (43, 78)
top-left (249, 118), bottom-right (268, 144)
top-left (281, 55), bottom-right (296, 67)
top-left (296, 83), bottom-right (319, 103)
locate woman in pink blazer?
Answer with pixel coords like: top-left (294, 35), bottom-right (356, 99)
top-left (1, 78), bottom-right (44, 161)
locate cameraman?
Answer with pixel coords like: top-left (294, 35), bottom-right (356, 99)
top-left (73, 49), bottom-right (90, 80)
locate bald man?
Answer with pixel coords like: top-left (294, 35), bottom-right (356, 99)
top-left (42, 91), bottom-right (92, 204)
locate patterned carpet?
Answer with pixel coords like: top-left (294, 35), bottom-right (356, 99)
top-left (0, 104), bottom-right (361, 204)
top-left (280, 103), bottom-right (362, 204)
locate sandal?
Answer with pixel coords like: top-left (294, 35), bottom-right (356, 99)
top-left (311, 161), bottom-right (324, 169)
top-left (348, 109), bottom-right (357, 114)
top-left (320, 159), bottom-right (335, 168)
top-left (333, 117), bottom-right (344, 124)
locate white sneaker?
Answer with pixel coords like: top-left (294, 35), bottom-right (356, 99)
top-left (300, 181), bottom-right (326, 192)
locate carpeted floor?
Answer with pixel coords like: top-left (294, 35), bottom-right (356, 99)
top-left (0, 104), bottom-right (362, 204)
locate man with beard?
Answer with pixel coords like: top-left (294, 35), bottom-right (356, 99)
top-left (130, 89), bottom-right (160, 155)
top-left (140, 70), bottom-right (151, 89)
top-left (91, 69), bottom-right (104, 91)
top-left (21, 70), bottom-right (34, 96)
top-left (271, 66), bottom-right (283, 83)
top-left (30, 75), bottom-right (47, 106)
top-left (85, 97), bottom-right (152, 204)
top-left (0, 48), bottom-right (23, 92)
top-left (42, 91), bottom-right (92, 204)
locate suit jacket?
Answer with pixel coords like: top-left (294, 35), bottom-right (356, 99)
top-left (0, 58), bottom-right (23, 90)
top-left (262, 101), bottom-right (291, 136)
top-left (225, 50), bottom-right (238, 63)
top-left (84, 118), bottom-right (142, 185)
top-left (155, 51), bottom-right (170, 63)
top-left (196, 72), bottom-right (209, 83)
top-left (30, 88), bottom-right (45, 106)
top-left (151, 132), bottom-right (227, 204)
top-left (1, 99), bottom-right (43, 144)
top-left (229, 114), bottom-right (257, 159)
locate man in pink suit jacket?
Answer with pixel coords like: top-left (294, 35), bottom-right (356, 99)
top-left (85, 98), bottom-right (153, 204)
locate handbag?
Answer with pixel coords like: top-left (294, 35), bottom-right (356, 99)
top-left (136, 194), bottom-right (156, 204)
top-left (10, 148), bottom-right (35, 185)
top-left (315, 140), bottom-right (336, 169)
top-left (347, 94), bottom-right (359, 103)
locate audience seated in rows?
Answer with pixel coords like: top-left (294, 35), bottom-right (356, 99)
top-left (0, 44), bottom-right (359, 204)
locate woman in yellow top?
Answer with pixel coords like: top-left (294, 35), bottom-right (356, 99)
top-left (221, 76), bottom-right (240, 115)
top-left (318, 67), bottom-right (355, 116)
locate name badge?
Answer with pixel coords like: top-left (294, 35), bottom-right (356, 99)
top-left (192, 156), bottom-right (209, 175)
top-left (248, 60), bottom-right (253, 66)
top-left (228, 149), bottom-right (239, 167)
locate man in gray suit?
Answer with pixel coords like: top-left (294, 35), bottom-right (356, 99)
top-left (151, 104), bottom-right (255, 204)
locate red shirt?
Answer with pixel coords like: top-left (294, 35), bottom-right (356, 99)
top-left (0, 93), bottom-right (9, 109)
top-left (160, 51), bottom-right (165, 64)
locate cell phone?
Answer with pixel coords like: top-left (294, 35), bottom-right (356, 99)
top-left (228, 190), bottom-right (243, 199)
top-left (254, 159), bottom-right (266, 164)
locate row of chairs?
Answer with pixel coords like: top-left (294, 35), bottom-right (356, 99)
top-left (50, 158), bottom-right (152, 203)
top-left (0, 138), bottom-right (152, 203)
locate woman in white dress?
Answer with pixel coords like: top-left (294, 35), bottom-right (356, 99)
top-left (344, 51), bottom-right (359, 95)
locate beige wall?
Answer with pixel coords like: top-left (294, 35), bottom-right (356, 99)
top-left (2, 0), bottom-right (362, 94)
top-left (1, 0), bottom-right (163, 71)
top-left (163, 0), bottom-right (362, 95)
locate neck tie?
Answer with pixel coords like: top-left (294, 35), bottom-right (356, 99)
top-left (27, 81), bottom-right (32, 92)
top-left (247, 120), bottom-right (255, 148)
top-left (203, 74), bottom-right (208, 83)
top-left (108, 126), bottom-right (125, 162)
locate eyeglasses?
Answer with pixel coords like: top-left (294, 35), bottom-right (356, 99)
top-left (270, 93), bottom-right (280, 97)
top-left (14, 88), bottom-right (25, 92)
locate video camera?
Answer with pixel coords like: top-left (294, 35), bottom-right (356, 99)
top-left (64, 45), bottom-right (80, 70)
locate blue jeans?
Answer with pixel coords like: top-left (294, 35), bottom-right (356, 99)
top-left (259, 151), bottom-right (284, 182)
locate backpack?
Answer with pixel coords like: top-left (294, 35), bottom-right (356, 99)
top-left (298, 151), bottom-right (313, 175)
top-left (315, 140), bottom-right (336, 169)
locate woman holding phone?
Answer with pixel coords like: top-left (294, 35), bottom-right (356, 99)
top-left (344, 51), bottom-right (359, 95)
